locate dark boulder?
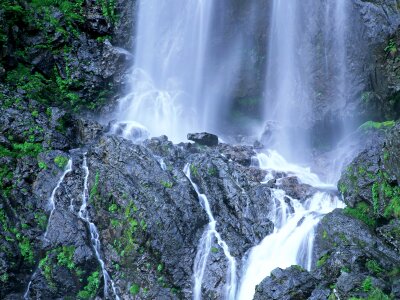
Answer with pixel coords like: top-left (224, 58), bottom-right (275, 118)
top-left (188, 132), bottom-right (219, 147)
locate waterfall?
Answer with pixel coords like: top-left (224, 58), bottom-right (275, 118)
top-left (43, 159), bottom-right (73, 239)
top-left (78, 155), bottom-right (120, 300)
top-left (263, 0), bottom-right (352, 161)
top-left (184, 164), bottom-right (237, 300)
top-left (237, 152), bottom-right (345, 300)
top-left (115, 0), bottom-right (214, 141)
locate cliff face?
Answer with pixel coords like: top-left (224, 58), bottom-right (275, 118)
top-left (1, 1), bottom-right (400, 299)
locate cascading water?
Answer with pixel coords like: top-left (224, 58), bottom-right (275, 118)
top-left (184, 164), bottom-right (237, 300)
top-left (43, 159), bottom-right (73, 239)
top-left (262, 0), bottom-right (352, 161)
top-left (78, 155), bottom-right (120, 300)
top-left (237, 152), bottom-right (344, 300)
top-left (113, 0), bottom-right (261, 142)
top-left (115, 0), bottom-right (214, 141)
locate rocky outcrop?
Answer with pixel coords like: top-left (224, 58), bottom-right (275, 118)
top-left (255, 123), bottom-right (400, 300)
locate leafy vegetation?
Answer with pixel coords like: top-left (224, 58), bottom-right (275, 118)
top-left (359, 120), bottom-right (395, 131)
top-left (344, 202), bottom-right (377, 228)
top-left (316, 253), bottom-right (330, 267)
top-left (54, 155), bottom-right (69, 169)
top-left (129, 283), bottom-right (140, 296)
top-left (77, 271), bottom-right (100, 299)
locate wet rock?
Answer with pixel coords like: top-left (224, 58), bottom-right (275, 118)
top-left (254, 266), bottom-right (317, 300)
top-left (188, 132), bottom-right (219, 146)
top-left (277, 176), bottom-right (315, 202)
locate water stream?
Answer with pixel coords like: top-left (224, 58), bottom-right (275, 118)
top-left (78, 154), bottom-right (120, 300)
top-left (184, 164), bottom-right (237, 300)
top-left (25, 159), bottom-right (73, 299)
top-left (237, 152), bottom-right (345, 300)
top-left (43, 159), bottom-right (73, 239)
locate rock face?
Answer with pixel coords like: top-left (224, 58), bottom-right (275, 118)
top-left (254, 266), bottom-right (317, 300)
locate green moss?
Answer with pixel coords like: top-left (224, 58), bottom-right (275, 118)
top-left (77, 271), bottom-right (100, 299)
top-left (18, 237), bottom-right (34, 264)
top-left (344, 202), bottom-right (377, 228)
top-left (129, 283), bottom-right (140, 296)
top-left (362, 276), bottom-right (373, 292)
top-left (54, 155), bottom-right (69, 169)
top-left (99, 0), bottom-right (117, 23)
top-left (12, 142), bottom-right (43, 157)
top-left (190, 164), bottom-right (199, 177)
top-left (372, 182), bottom-right (380, 215)
top-left (359, 120), bottom-right (395, 131)
top-left (89, 171), bottom-right (100, 203)
top-left (161, 180), bottom-right (173, 188)
top-left (207, 167), bottom-right (218, 177)
top-left (56, 246), bottom-right (75, 270)
top-left (365, 260), bottom-right (383, 275)
top-left (316, 253), bottom-right (329, 267)
top-left (34, 212), bottom-right (48, 230)
top-left (211, 246), bottom-right (219, 253)
top-left (108, 203), bottom-right (118, 213)
top-left (38, 161), bottom-right (48, 170)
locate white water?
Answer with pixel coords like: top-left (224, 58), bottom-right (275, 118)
top-left (184, 164), bottom-right (237, 300)
top-left (43, 159), bottom-right (73, 239)
top-left (115, 0), bottom-right (215, 141)
top-left (263, 0), bottom-right (352, 161)
top-left (78, 155), bottom-right (120, 300)
top-left (23, 278), bottom-right (33, 300)
top-left (237, 152), bottom-right (344, 300)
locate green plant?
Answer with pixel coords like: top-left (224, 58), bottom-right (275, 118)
top-left (38, 161), bottom-right (48, 170)
top-left (316, 253), bottom-right (329, 267)
top-left (161, 180), bottom-right (173, 188)
top-left (211, 247), bottom-right (219, 253)
top-left (129, 283), bottom-right (140, 296)
top-left (384, 39), bottom-right (397, 55)
top-left (56, 246), bottom-right (75, 270)
top-left (34, 212), bottom-right (48, 230)
top-left (359, 120), bottom-right (395, 132)
top-left (78, 271), bottom-right (100, 299)
top-left (54, 155), bottom-right (69, 169)
top-left (89, 171), bottom-right (100, 202)
top-left (362, 276), bottom-right (373, 292)
top-left (19, 237), bottom-right (34, 264)
top-left (108, 203), bottom-right (118, 213)
top-left (366, 260), bottom-right (383, 275)
top-left (344, 202), bottom-right (377, 228)
top-left (190, 164), bottom-right (199, 176)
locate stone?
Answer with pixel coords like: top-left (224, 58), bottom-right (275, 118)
top-left (187, 132), bottom-right (219, 146)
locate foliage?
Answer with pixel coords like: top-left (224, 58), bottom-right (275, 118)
top-left (99, 0), bottom-right (117, 23)
top-left (359, 120), bottom-right (395, 131)
top-left (316, 253), bottom-right (329, 267)
top-left (89, 171), bottom-right (100, 203)
top-left (190, 164), bottom-right (199, 177)
top-left (384, 39), bottom-right (397, 55)
top-left (54, 155), bottom-right (69, 169)
top-left (344, 202), bottom-right (377, 228)
top-left (362, 276), bottom-right (373, 292)
top-left (77, 271), bottom-right (100, 299)
top-left (129, 283), bottom-right (140, 296)
top-left (366, 260), bottom-right (383, 275)
top-left (56, 246), bottom-right (75, 270)
top-left (161, 180), bottom-right (173, 188)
